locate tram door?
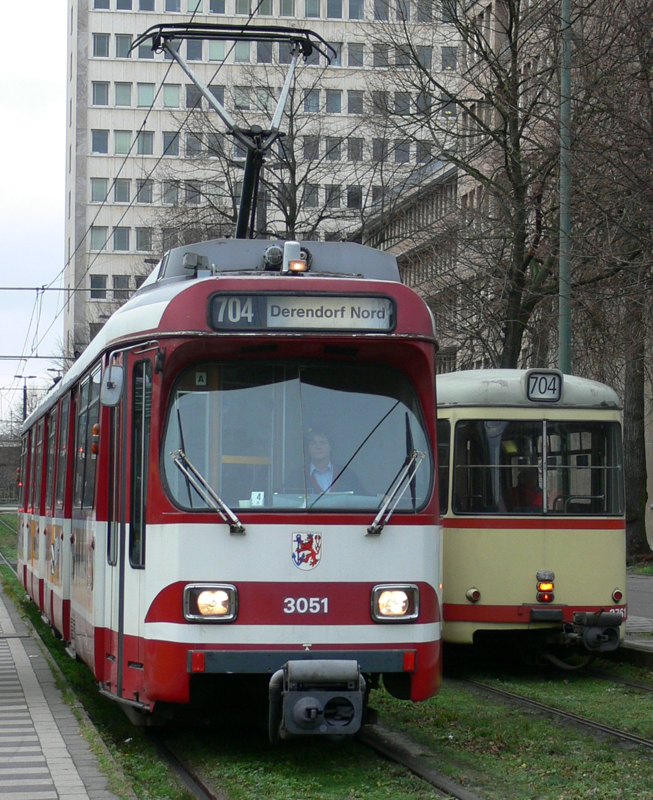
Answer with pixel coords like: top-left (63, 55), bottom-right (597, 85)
top-left (106, 355), bottom-right (125, 697)
top-left (107, 356), bottom-right (152, 701)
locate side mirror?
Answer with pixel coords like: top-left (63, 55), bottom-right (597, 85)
top-left (100, 365), bottom-right (123, 407)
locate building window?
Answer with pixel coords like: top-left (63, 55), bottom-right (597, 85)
top-left (163, 131), bottom-right (180, 156)
top-left (349, 0), bottom-right (363, 18)
top-left (140, 0), bottom-right (155, 8)
top-left (91, 129), bottom-right (109, 154)
top-left (162, 229), bottom-right (178, 250)
top-left (347, 185), bottom-right (362, 209)
top-left (257, 41), bottom-right (273, 63)
top-left (115, 34), bottom-right (132, 58)
top-left (117, 0), bottom-right (133, 9)
top-left (442, 46), bottom-right (457, 71)
top-left (92, 82), bottom-right (109, 105)
top-left (305, 0), bottom-right (320, 16)
top-left (186, 132), bottom-right (203, 157)
top-left (113, 227), bottom-right (130, 251)
top-left (235, 0), bottom-right (250, 11)
top-left (348, 42), bottom-right (363, 67)
top-left (137, 83), bottom-right (155, 107)
top-left (89, 322), bottom-right (104, 341)
top-left (394, 140), bottom-right (410, 163)
top-left (280, 0), bottom-right (294, 14)
top-left (373, 44), bottom-right (389, 67)
top-left (416, 45), bottom-right (432, 69)
top-left (113, 274), bottom-right (131, 302)
top-left (114, 130), bottom-right (132, 155)
top-left (90, 229), bottom-right (108, 252)
top-left (416, 140), bottom-right (432, 162)
top-left (442, 0), bottom-right (455, 23)
top-left (325, 137), bottom-right (341, 161)
top-left (210, 0), bottom-right (225, 11)
top-left (347, 90), bottom-right (363, 115)
top-left (209, 41), bottom-right (226, 61)
top-left (136, 179), bottom-right (154, 203)
top-left (373, 0), bottom-right (388, 18)
top-left (90, 178), bottom-right (108, 203)
top-left (166, 0), bottom-right (181, 9)
top-left (258, 0), bottom-right (273, 12)
top-left (327, 0), bottom-right (342, 16)
top-left (372, 91), bottom-right (389, 113)
top-left (234, 41), bottom-right (250, 62)
top-left (304, 184), bottom-right (319, 207)
top-left (136, 131), bottom-right (154, 155)
top-left (92, 33), bottom-right (110, 58)
top-left (303, 136), bottom-right (319, 160)
top-left (348, 137), bottom-right (363, 161)
top-left (186, 85), bottom-right (202, 108)
top-left (115, 82), bottom-right (132, 105)
top-left (325, 184), bottom-right (341, 208)
top-left (372, 138), bottom-right (388, 162)
top-left (114, 178), bottom-right (131, 203)
top-left (187, 0), bottom-right (202, 9)
top-left (303, 89), bottom-right (320, 112)
top-left (326, 89), bottom-right (342, 113)
top-left (185, 181), bottom-right (202, 205)
top-left (187, 40), bottom-right (203, 60)
top-left (396, 0), bottom-right (409, 19)
top-left (162, 180), bottom-right (179, 205)
top-left (416, 0), bottom-right (431, 21)
top-left (138, 43), bottom-right (155, 59)
top-left (395, 45), bottom-right (410, 67)
top-left (207, 132), bottom-right (223, 157)
top-left (94, 0), bottom-right (110, 8)
top-left (395, 91), bottom-right (411, 115)
top-left (163, 84), bottom-right (180, 107)
top-left (90, 274), bottom-right (107, 298)
top-left (234, 87), bottom-right (251, 110)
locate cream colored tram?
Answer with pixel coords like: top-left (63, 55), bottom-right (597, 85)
top-left (437, 369), bottom-right (626, 663)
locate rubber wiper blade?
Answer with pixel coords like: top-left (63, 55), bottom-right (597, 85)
top-left (171, 449), bottom-right (245, 534)
top-left (367, 450), bottom-right (425, 535)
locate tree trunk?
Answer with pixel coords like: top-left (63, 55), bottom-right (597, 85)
top-left (623, 290), bottom-right (651, 561)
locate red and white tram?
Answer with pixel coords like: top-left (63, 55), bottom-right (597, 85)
top-left (18, 238), bottom-right (442, 737)
top-left (436, 369), bottom-right (627, 665)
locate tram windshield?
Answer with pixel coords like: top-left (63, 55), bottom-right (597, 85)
top-left (162, 363), bottom-right (432, 513)
top-left (439, 418), bottom-right (623, 516)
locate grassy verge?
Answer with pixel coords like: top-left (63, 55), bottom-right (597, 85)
top-left (0, 512), bottom-right (17, 561)
top-left (372, 682), bottom-right (653, 800)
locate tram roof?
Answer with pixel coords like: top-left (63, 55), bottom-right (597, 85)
top-left (23, 240), bottom-right (404, 431)
top-left (436, 369), bottom-right (622, 410)
top-left (144, 238), bottom-right (401, 285)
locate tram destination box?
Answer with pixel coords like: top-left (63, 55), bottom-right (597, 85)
top-left (209, 293), bottom-right (396, 332)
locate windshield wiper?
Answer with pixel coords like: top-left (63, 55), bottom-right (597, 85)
top-left (171, 449), bottom-right (245, 534)
top-left (367, 450), bottom-right (425, 535)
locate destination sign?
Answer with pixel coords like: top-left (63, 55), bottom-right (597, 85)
top-left (210, 294), bottom-right (395, 331)
top-left (526, 370), bottom-right (563, 403)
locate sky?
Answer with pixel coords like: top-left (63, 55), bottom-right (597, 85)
top-left (0, 4), bottom-right (67, 427)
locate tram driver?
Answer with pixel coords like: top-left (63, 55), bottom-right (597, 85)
top-left (289, 429), bottom-right (363, 495)
top-left (506, 468), bottom-right (543, 512)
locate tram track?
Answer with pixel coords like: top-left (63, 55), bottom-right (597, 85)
top-left (456, 677), bottom-right (653, 752)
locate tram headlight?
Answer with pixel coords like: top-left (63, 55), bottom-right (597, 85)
top-left (183, 584), bottom-right (238, 622)
top-left (371, 584), bottom-right (419, 622)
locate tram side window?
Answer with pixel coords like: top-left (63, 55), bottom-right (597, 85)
top-left (74, 369), bottom-right (102, 509)
top-left (19, 433), bottom-right (29, 509)
top-left (45, 407), bottom-right (58, 513)
top-left (546, 422), bottom-right (623, 515)
top-left (30, 420), bottom-right (44, 514)
top-left (436, 420), bottom-right (450, 514)
top-left (130, 361), bottom-right (152, 568)
top-left (55, 397), bottom-right (70, 510)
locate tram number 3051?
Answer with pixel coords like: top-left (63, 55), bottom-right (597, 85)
top-left (527, 371), bottom-right (562, 403)
top-left (283, 597), bottom-right (329, 614)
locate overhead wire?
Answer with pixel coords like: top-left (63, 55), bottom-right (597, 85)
top-left (29, 2), bottom-right (270, 363)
